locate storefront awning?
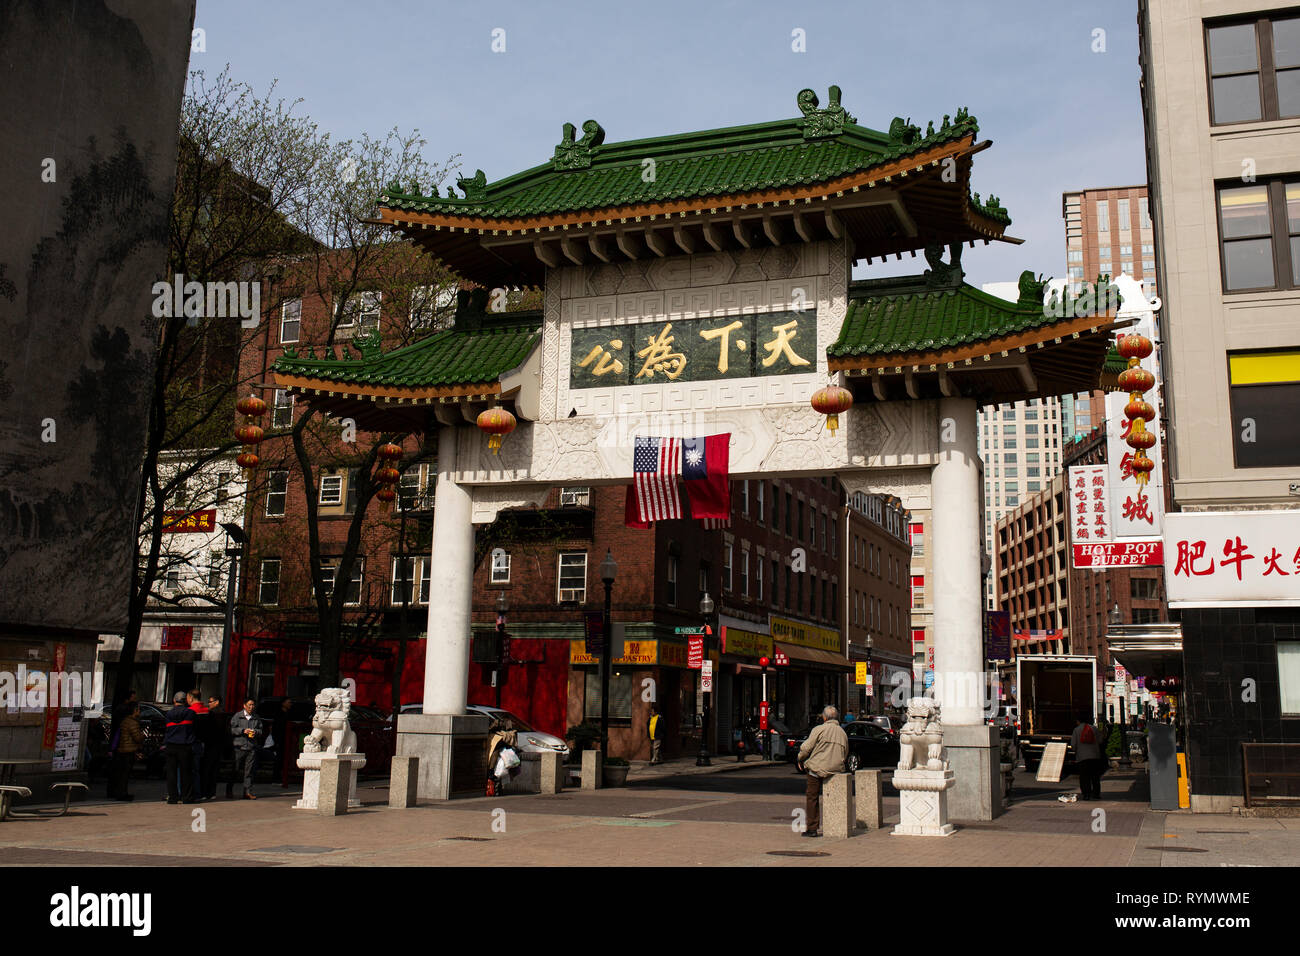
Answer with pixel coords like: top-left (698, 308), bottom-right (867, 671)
top-left (1107, 623), bottom-right (1183, 678)
top-left (776, 641), bottom-right (853, 670)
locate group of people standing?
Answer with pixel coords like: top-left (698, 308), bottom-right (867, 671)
top-left (106, 691), bottom-right (273, 804)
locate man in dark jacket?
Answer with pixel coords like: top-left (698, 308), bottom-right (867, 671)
top-left (163, 692), bottom-right (197, 804)
top-left (229, 699), bottom-right (264, 799)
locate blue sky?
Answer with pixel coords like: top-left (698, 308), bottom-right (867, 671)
top-left (192, 0), bottom-right (1146, 287)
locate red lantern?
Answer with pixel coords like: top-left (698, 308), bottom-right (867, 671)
top-left (1126, 430), bottom-right (1157, 451)
top-left (477, 407), bottom-right (517, 454)
top-left (375, 466), bottom-right (401, 485)
top-left (810, 385), bottom-right (853, 435)
top-left (236, 451), bottom-right (260, 477)
top-left (376, 485), bottom-right (397, 512)
top-left (1124, 399), bottom-right (1155, 422)
top-left (235, 424), bottom-right (264, 445)
top-left (236, 395), bottom-right (267, 417)
top-left (377, 442), bottom-right (403, 462)
top-left (1117, 366), bottom-right (1155, 394)
top-left (1116, 334), bottom-right (1153, 361)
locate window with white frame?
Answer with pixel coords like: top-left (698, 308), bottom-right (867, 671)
top-left (319, 473), bottom-right (344, 506)
top-left (409, 284), bottom-right (456, 331)
top-left (398, 464), bottom-right (434, 511)
top-left (338, 291), bottom-right (381, 330)
top-left (207, 550), bottom-right (222, 589)
top-left (259, 559), bottom-right (281, 605)
top-left (667, 555), bottom-right (678, 605)
top-left (491, 549), bottom-right (511, 584)
top-left (558, 551), bottom-right (586, 603)
top-left (390, 556), bottom-right (431, 605)
top-left (280, 298), bottom-right (302, 344)
top-left (560, 486), bottom-right (591, 507)
top-left (741, 480), bottom-right (749, 515)
top-left (756, 482), bottom-right (765, 522)
top-left (265, 470), bottom-right (287, 517)
top-left (272, 388), bottom-right (294, 428)
top-left (320, 558), bottom-right (363, 605)
top-left (741, 550), bottom-right (749, 597)
top-left (1278, 642), bottom-right (1300, 714)
top-left (724, 545), bottom-right (733, 592)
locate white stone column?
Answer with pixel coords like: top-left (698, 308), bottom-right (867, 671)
top-left (930, 396), bottom-right (984, 726)
top-left (930, 396), bottom-right (1000, 820)
top-left (423, 424), bottom-right (474, 714)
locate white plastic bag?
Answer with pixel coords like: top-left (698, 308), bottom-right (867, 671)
top-left (493, 755), bottom-right (509, 779)
top-left (500, 747), bottom-right (521, 770)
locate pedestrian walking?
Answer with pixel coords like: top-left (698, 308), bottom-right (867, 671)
top-left (202, 695), bottom-right (229, 800)
top-left (163, 692), bottom-right (197, 804)
top-left (796, 705), bottom-right (848, 838)
top-left (107, 702), bottom-right (144, 801)
top-left (1070, 715), bottom-right (1104, 800)
top-left (229, 699), bottom-right (264, 799)
top-left (647, 704), bottom-right (663, 765)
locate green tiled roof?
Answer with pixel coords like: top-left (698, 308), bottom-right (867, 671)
top-left (1103, 345), bottom-right (1127, 375)
top-left (830, 275), bottom-right (1060, 358)
top-left (273, 316), bottom-right (541, 389)
top-left (379, 90), bottom-right (1010, 224)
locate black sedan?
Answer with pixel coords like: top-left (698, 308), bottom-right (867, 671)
top-left (786, 721), bottom-right (900, 772)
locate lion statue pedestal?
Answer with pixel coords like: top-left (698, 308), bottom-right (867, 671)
top-left (294, 688), bottom-right (367, 811)
top-left (891, 697), bottom-right (955, 837)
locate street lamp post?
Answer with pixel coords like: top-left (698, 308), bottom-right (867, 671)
top-left (1108, 602), bottom-right (1130, 767)
top-left (865, 634), bottom-right (874, 717)
top-left (495, 590), bottom-right (509, 709)
top-left (599, 550), bottom-right (617, 756)
top-left (697, 592), bottom-right (714, 767)
top-left (217, 522), bottom-right (247, 706)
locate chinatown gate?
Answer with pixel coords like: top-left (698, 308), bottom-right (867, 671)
top-left (272, 87), bottom-right (1122, 819)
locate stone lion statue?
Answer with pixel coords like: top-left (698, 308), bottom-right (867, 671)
top-left (897, 697), bottom-right (948, 772)
top-left (301, 688), bottom-right (356, 755)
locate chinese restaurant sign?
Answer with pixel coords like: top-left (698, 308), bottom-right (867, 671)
top-left (1068, 464), bottom-right (1161, 568)
top-left (1165, 512), bottom-right (1300, 607)
top-left (770, 615), bottom-right (842, 654)
top-left (569, 310), bottom-right (816, 390)
top-left (722, 627), bottom-right (773, 659)
top-left (161, 509), bottom-right (217, 533)
top-left (1073, 540), bottom-right (1164, 568)
top-left (1068, 465), bottom-right (1111, 546)
top-left (1107, 310), bottom-right (1165, 539)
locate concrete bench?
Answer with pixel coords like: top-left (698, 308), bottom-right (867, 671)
top-left (0, 785), bottom-right (33, 822)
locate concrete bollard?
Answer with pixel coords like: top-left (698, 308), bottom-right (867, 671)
top-left (855, 769), bottom-right (885, 829)
top-left (581, 750), bottom-right (603, 790)
top-left (318, 756), bottom-right (353, 816)
top-left (822, 772), bottom-right (856, 838)
top-left (389, 754), bottom-right (420, 808)
top-left (540, 751), bottom-right (564, 794)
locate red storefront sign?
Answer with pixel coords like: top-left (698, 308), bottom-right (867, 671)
top-left (161, 626), bottom-right (194, 651)
top-left (687, 636), bottom-right (704, 669)
top-left (1072, 540), bottom-right (1164, 568)
top-left (42, 642), bottom-right (66, 749)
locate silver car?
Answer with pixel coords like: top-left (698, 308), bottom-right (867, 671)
top-left (399, 703), bottom-right (569, 756)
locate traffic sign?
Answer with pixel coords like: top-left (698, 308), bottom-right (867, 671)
top-left (865, 675), bottom-right (874, 697)
top-left (701, 659), bottom-right (714, 692)
top-left (675, 626), bottom-right (706, 634)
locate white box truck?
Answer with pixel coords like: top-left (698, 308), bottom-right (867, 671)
top-left (1015, 654), bottom-right (1098, 772)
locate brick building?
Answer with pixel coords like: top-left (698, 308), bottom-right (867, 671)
top-left (844, 491), bottom-right (912, 716)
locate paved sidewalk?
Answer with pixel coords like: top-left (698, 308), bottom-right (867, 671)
top-left (3, 764), bottom-right (1295, 867)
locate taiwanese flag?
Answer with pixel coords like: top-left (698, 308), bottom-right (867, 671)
top-left (681, 434), bottom-right (730, 519)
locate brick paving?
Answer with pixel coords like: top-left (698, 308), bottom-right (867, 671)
top-left (1, 766), bottom-right (1293, 867)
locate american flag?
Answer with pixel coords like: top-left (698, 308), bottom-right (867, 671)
top-left (701, 517), bottom-right (730, 529)
top-left (633, 436), bottom-right (682, 522)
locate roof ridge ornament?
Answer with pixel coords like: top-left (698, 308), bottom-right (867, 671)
top-left (457, 169), bottom-right (487, 200)
top-left (1018, 271), bottom-right (1049, 308)
top-left (923, 243), bottom-right (964, 289)
top-left (798, 85), bottom-right (856, 139)
top-left (888, 116), bottom-right (922, 148)
top-left (552, 120), bottom-right (606, 170)
top-left (349, 328), bottom-right (383, 361)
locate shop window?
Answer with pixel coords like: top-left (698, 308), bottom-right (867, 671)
top-left (585, 670), bottom-right (633, 720)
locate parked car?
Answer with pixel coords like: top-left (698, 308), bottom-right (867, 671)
top-left (399, 703), bottom-right (568, 756)
top-left (864, 715), bottom-right (895, 734)
top-left (786, 720), bottom-right (900, 772)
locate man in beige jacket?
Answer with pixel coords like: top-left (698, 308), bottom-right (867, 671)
top-left (797, 706), bottom-right (848, 837)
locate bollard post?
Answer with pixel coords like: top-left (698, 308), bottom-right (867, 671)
top-left (855, 769), bottom-right (884, 829)
top-left (389, 754), bottom-right (420, 808)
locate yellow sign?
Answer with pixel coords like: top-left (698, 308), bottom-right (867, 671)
top-left (570, 640), bottom-right (656, 666)
top-left (724, 628), bottom-right (772, 659)
top-left (770, 615), bottom-right (842, 653)
top-left (855, 662), bottom-right (867, 685)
